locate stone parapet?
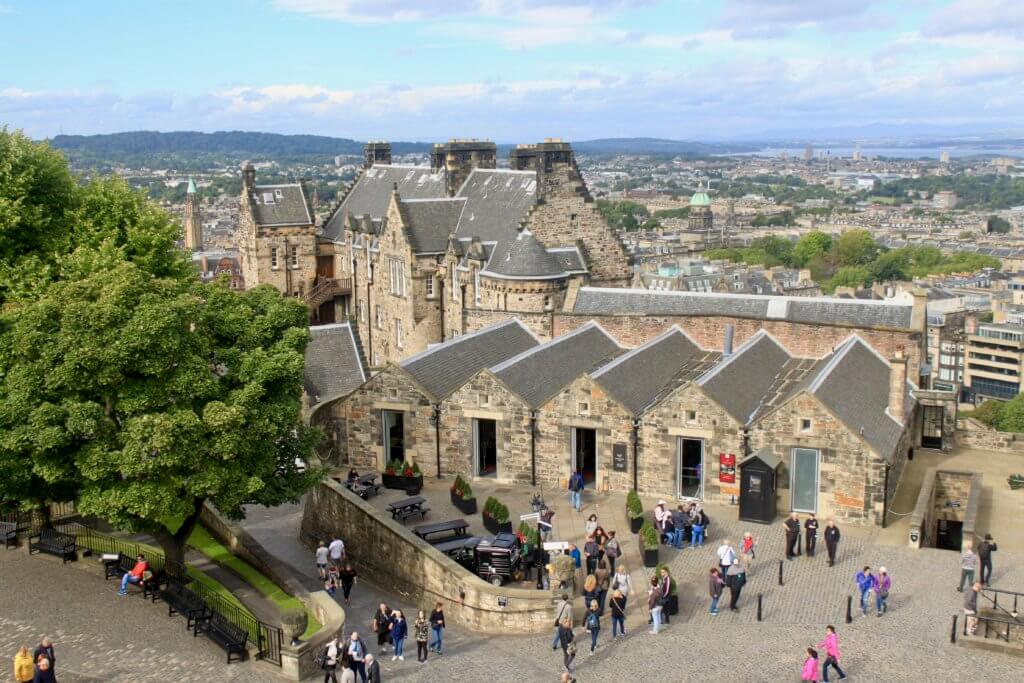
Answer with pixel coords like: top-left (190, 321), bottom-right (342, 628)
top-left (908, 467), bottom-right (982, 551)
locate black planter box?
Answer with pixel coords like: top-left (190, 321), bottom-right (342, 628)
top-left (383, 473), bottom-right (423, 491)
top-left (450, 491), bottom-right (478, 515)
top-left (642, 547), bottom-right (659, 568)
top-left (630, 516), bottom-right (644, 534)
top-left (482, 513), bottom-right (513, 536)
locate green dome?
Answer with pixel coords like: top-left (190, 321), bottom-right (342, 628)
top-left (690, 182), bottom-right (710, 207)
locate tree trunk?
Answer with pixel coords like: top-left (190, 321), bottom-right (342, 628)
top-left (151, 497), bottom-right (205, 577)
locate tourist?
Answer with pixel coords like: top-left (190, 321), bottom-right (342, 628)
top-left (584, 599), bottom-right (601, 654)
top-left (654, 500), bottom-right (670, 541)
top-left (568, 469), bottom-right (585, 512)
top-left (648, 576), bottom-right (664, 634)
top-left (801, 647), bottom-right (820, 682)
top-left (657, 567), bottom-right (672, 624)
top-left (364, 653), bottom-right (380, 683)
top-left (32, 639), bottom-right (54, 672)
top-left (726, 558), bottom-right (746, 611)
top-left (855, 566), bottom-right (875, 616)
top-left (13, 645), bottom-right (34, 683)
top-left (978, 533), bottom-right (997, 586)
top-left (552, 593), bottom-right (573, 650)
top-left (30, 657), bottom-right (55, 683)
top-left (604, 530), bottom-right (621, 573)
top-left (594, 526), bottom-right (608, 564)
top-left (372, 603), bottom-right (393, 654)
top-left (390, 609), bottom-right (407, 661)
top-left (716, 538), bottom-right (737, 578)
top-left (414, 610), bottom-right (430, 662)
top-left (611, 563), bottom-right (634, 599)
top-left (323, 635), bottom-right (341, 683)
top-left (958, 542), bottom-right (977, 592)
top-left (339, 653), bottom-right (356, 683)
top-left (964, 581), bottom-right (981, 635)
top-left (585, 513), bottom-right (598, 537)
top-left (568, 543), bottom-right (581, 570)
top-left (583, 534), bottom-right (599, 575)
top-left (594, 557), bottom-right (611, 614)
top-left (582, 574), bottom-right (598, 613)
top-left (875, 567), bottom-right (892, 616)
top-left (118, 553), bottom-right (149, 596)
top-left (741, 531), bottom-right (756, 572)
top-left (316, 541), bottom-right (330, 580)
top-left (328, 536), bottom-right (346, 568)
top-left (824, 519), bottom-right (840, 567)
top-left (429, 601), bottom-right (445, 654)
top-left (558, 617), bottom-right (576, 673)
top-left (609, 589), bottom-right (627, 638)
top-left (339, 562), bottom-right (357, 606)
top-left (690, 509), bottom-right (706, 547)
top-left (325, 573), bottom-right (339, 598)
top-left (671, 505), bottom-right (688, 548)
top-left (708, 567), bottom-right (724, 615)
top-left (805, 513), bottom-right (819, 558)
top-left (540, 507), bottom-right (555, 542)
top-left (347, 632), bottom-right (368, 682)
top-left (783, 512), bottom-right (801, 560)
top-left (817, 625), bottom-right (847, 682)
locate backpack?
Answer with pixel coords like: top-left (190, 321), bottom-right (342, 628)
top-left (586, 612), bottom-right (599, 629)
top-left (314, 644), bottom-right (331, 669)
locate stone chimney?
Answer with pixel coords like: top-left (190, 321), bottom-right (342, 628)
top-left (889, 346), bottom-right (908, 423)
top-left (909, 287), bottom-right (928, 332)
top-left (723, 324), bottom-right (734, 358)
top-left (241, 161), bottom-right (256, 194)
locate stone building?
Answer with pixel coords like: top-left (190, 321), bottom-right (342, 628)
top-left (688, 183), bottom-right (714, 244)
top-left (183, 177), bottom-right (203, 251)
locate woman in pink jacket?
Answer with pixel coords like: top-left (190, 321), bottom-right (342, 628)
top-left (817, 625), bottom-right (847, 681)
top-left (801, 647), bottom-right (820, 682)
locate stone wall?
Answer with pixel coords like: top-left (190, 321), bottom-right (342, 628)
top-left (909, 468), bottom-right (982, 551)
top-left (251, 225), bottom-right (319, 298)
top-left (955, 419), bottom-right (1019, 451)
top-left (301, 479), bottom-right (559, 633)
top-left (464, 308), bottom-right (552, 340)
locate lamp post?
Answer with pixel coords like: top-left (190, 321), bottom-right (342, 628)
top-left (630, 418), bottom-right (641, 492)
top-left (430, 404), bottom-right (442, 479)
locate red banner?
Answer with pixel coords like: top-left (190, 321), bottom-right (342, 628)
top-left (719, 453), bottom-right (736, 483)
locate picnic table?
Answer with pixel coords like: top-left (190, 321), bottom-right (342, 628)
top-left (346, 473), bottom-right (380, 499)
top-left (386, 496), bottom-right (429, 523)
top-left (414, 519), bottom-right (469, 542)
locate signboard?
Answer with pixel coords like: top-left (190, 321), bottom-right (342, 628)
top-left (497, 596), bottom-right (508, 609)
top-left (719, 453), bottom-right (736, 483)
top-left (543, 541), bottom-right (569, 551)
top-left (612, 443), bottom-right (628, 472)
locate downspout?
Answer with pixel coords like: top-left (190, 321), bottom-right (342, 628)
top-left (366, 279), bottom-right (373, 365)
top-left (433, 404), bottom-right (442, 479)
top-left (530, 410), bottom-right (539, 487)
top-left (631, 418), bottom-right (641, 492)
top-left (439, 266), bottom-right (445, 341)
top-left (882, 463), bottom-right (891, 528)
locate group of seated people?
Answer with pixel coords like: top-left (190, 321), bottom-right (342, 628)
top-left (654, 500), bottom-right (711, 549)
top-left (344, 468), bottom-right (377, 499)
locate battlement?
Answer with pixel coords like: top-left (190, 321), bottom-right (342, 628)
top-left (510, 139), bottom-right (575, 172)
top-left (430, 139), bottom-right (497, 196)
top-left (364, 141), bottom-right (392, 168)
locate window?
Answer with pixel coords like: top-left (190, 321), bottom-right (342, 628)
top-left (270, 247), bottom-right (279, 270)
top-left (578, 401), bottom-right (590, 416)
top-left (359, 300), bottom-right (366, 322)
top-left (389, 258), bottom-right (406, 296)
top-left (396, 319), bottom-right (404, 349)
top-left (289, 244), bottom-right (298, 269)
top-left (373, 352), bottom-right (380, 366)
top-left (262, 192), bottom-right (275, 205)
top-left (685, 410), bottom-right (697, 423)
top-left (375, 304), bottom-right (382, 329)
top-left (800, 418), bottom-right (812, 433)
top-left (544, 295), bottom-right (553, 311)
top-left (274, 189), bottom-right (283, 199)
top-left (474, 270), bottom-right (481, 305)
top-left (452, 272), bottom-right (459, 301)
top-left (425, 276), bottom-right (435, 298)
top-left (479, 393), bottom-right (490, 407)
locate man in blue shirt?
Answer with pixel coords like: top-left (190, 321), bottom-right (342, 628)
top-left (568, 469), bottom-right (584, 512)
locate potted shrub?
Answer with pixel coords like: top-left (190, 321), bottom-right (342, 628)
top-left (450, 475), bottom-right (477, 514)
top-left (382, 459), bottom-right (404, 489)
top-left (403, 462), bottom-right (423, 495)
top-left (640, 520), bottom-right (659, 568)
top-left (1009, 473), bottom-right (1024, 490)
top-left (482, 496), bottom-right (512, 535)
top-left (654, 562), bottom-right (679, 615)
top-left (627, 490), bottom-right (645, 534)
top-left (516, 521), bottom-right (540, 557)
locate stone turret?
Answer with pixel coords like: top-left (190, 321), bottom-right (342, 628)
top-left (509, 138), bottom-right (575, 175)
top-left (364, 141), bottom-right (392, 168)
top-left (242, 161), bottom-right (256, 195)
top-left (430, 139), bottom-right (497, 196)
top-left (183, 176), bottom-right (202, 251)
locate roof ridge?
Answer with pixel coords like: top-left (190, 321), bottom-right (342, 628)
top-left (400, 318), bottom-right (526, 367)
top-left (696, 329), bottom-right (772, 386)
top-left (491, 320), bottom-right (603, 373)
top-left (591, 326), bottom-right (692, 379)
top-left (577, 286), bottom-right (913, 308)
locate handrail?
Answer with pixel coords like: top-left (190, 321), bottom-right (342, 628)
top-left (964, 612), bottom-right (1024, 643)
top-left (980, 587), bottom-right (1023, 620)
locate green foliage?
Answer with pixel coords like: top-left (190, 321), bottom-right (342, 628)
top-left (640, 520), bottom-right (659, 550)
top-left (483, 496), bottom-right (508, 522)
top-left (652, 206), bottom-right (690, 219)
top-left (626, 490), bottom-right (644, 518)
top-left (793, 231), bottom-right (832, 267)
top-left (596, 199), bottom-right (650, 231)
top-left (870, 249), bottom-right (911, 282)
top-left (834, 229), bottom-right (878, 267)
top-left (865, 173), bottom-right (1024, 210)
top-left (450, 474), bottom-right (474, 500)
top-left (962, 396), bottom-right (1024, 433)
top-left (987, 216), bottom-right (1012, 234)
top-left (828, 266), bottom-right (873, 291)
top-left (751, 211), bottom-right (795, 227)
top-left (517, 520), bottom-right (540, 549)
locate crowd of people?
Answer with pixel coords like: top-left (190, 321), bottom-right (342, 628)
top-left (12, 638), bottom-right (57, 683)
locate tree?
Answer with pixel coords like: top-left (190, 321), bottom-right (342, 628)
top-left (834, 230), bottom-right (877, 267)
top-left (751, 235), bottom-right (794, 264)
top-left (870, 249), bottom-right (910, 282)
top-left (996, 394), bottom-right (1024, 433)
top-left (829, 266), bottom-right (873, 290)
top-left (987, 216), bottom-right (1012, 234)
top-left (793, 231), bottom-right (832, 267)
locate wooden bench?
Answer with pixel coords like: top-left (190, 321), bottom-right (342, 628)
top-left (395, 506), bottom-right (429, 523)
top-left (387, 495), bottom-right (428, 523)
top-left (28, 528), bottom-right (76, 563)
top-left (414, 519), bottom-right (469, 542)
top-left (195, 611), bottom-right (248, 663)
top-left (163, 580), bottom-right (211, 631)
top-left (1, 520), bottom-right (24, 549)
top-left (104, 552), bottom-right (161, 600)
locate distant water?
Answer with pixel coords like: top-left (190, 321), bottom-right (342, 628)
top-left (731, 146), bottom-right (1024, 159)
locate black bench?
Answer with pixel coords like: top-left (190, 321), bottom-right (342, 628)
top-left (387, 495), bottom-right (429, 523)
top-left (28, 528), bottom-right (76, 563)
top-left (414, 519), bottom-right (469, 542)
top-left (104, 552), bottom-right (161, 600)
top-left (163, 580), bottom-right (211, 631)
top-left (1, 520), bottom-right (24, 549)
top-left (195, 611), bottom-right (248, 663)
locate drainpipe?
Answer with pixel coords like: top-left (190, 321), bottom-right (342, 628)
top-left (631, 418), bottom-right (641, 492)
top-left (366, 279), bottom-right (372, 365)
top-left (530, 410), bottom-right (539, 487)
top-left (882, 463), bottom-right (891, 528)
top-left (433, 404), bottom-right (442, 479)
top-left (438, 268), bottom-right (446, 341)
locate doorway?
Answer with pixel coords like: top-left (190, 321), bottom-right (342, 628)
top-left (676, 438), bottom-right (704, 499)
top-left (382, 410), bottom-right (405, 463)
top-left (473, 419), bottom-right (497, 477)
top-left (921, 405), bottom-right (944, 449)
top-left (790, 448), bottom-right (819, 513)
top-left (572, 427), bottom-right (597, 485)
top-left (935, 518), bottom-right (963, 551)
top-left (316, 254), bottom-right (335, 279)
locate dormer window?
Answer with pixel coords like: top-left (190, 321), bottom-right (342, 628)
top-left (274, 189), bottom-right (283, 199)
top-left (262, 192), bottom-right (275, 205)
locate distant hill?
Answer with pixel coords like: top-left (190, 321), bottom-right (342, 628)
top-left (569, 137), bottom-right (756, 155)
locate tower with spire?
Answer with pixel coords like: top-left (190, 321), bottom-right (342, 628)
top-left (183, 177), bottom-right (203, 251)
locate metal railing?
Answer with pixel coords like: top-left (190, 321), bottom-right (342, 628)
top-left (962, 612), bottom-right (1024, 643)
top-left (981, 586), bottom-right (1023, 619)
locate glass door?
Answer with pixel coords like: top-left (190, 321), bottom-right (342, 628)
top-left (790, 448), bottom-right (819, 513)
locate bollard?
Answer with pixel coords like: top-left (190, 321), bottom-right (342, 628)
top-left (778, 559), bottom-right (784, 586)
top-left (757, 593), bottom-right (763, 622)
top-left (845, 595), bottom-right (853, 624)
top-left (950, 614), bottom-right (958, 644)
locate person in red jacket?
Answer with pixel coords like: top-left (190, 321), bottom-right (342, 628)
top-left (118, 554), bottom-right (149, 596)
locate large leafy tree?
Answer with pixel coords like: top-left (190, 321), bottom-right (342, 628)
top-left (792, 231), bottom-right (832, 267)
top-left (834, 229), bottom-right (877, 267)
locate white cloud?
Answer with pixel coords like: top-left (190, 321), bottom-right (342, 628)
top-left (273, 0), bottom-right (644, 24)
top-left (923, 0), bottom-right (1024, 38)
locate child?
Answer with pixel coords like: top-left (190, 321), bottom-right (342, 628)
top-left (325, 574), bottom-right (338, 598)
top-left (801, 647), bottom-right (820, 682)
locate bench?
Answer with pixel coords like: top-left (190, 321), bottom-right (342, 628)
top-left (163, 580), bottom-right (211, 631)
top-left (104, 552), bottom-right (161, 600)
top-left (1, 520), bottom-right (24, 549)
top-left (28, 528), bottom-right (77, 563)
top-left (195, 611), bottom-right (248, 663)
top-left (394, 506), bottom-right (429, 523)
top-left (414, 519), bottom-right (469, 542)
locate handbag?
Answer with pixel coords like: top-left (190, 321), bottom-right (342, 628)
top-left (566, 641), bottom-right (577, 657)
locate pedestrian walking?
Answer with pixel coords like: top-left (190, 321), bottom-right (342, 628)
top-left (31, 640), bottom-right (54, 673)
top-left (390, 609), bottom-right (407, 661)
top-left (322, 635), bottom-right (341, 683)
top-left (585, 513), bottom-right (598, 537)
top-left (585, 600), bottom-right (601, 654)
top-left (14, 645), bottom-right (34, 683)
top-left (347, 632), bottom-right (368, 682)
top-left (339, 562), bottom-right (357, 606)
top-left (801, 647), bottom-right (820, 682)
top-left (552, 593), bottom-right (574, 650)
top-left (741, 531), bottom-right (756, 566)
top-left (726, 558), bottom-right (746, 611)
top-left (824, 519), bottom-right (840, 567)
top-left (647, 576), bottom-right (664, 634)
top-left (611, 563), bottom-right (634, 600)
top-left (783, 512), bottom-right (801, 560)
top-left (978, 533), bottom-right (997, 586)
top-left (372, 603), bottom-right (393, 654)
top-left (855, 566), bottom-right (875, 616)
top-left (875, 567), bottom-right (891, 616)
top-left (594, 557), bottom-right (610, 614)
top-left (316, 542), bottom-right (329, 580)
top-left (964, 581), bottom-right (982, 635)
top-left (609, 589), bottom-right (627, 638)
top-left (604, 530), bottom-right (621, 573)
top-left (657, 566), bottom-right (672, 625)
top-left (817, 625), bottom-right (847, 682)
top-left (568, 469), bottom-right (584, 512)
top-left (558, 618), bottom-right (576, 673)
top-left (690, 509), bottom-right (706, 547)
top-left (584, 534), bottom-right (599, 575)
top-left (30, 658), bottom-right (55, 683)
top-left (429, 601), bottom-right (445, 654)
top-left (708, 567), bottom-right (724, 615)
top-left (414, 610), bottom-right (430, 662)
top-left (364, 653), bottom-right (379, 683)
top-left (582, 574), bottom-right (598, 615)
top-left (716, 539), bottom-right (737, 578)
top-left (958, 542), bottom-right (977, 592)
top-left (805, 513), bottom-right (819, 558)
top-left (328, 536), bottom-right (346, 568)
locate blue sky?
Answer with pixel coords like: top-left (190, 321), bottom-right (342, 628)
top-left (2, 0), bottom-right (1023, 141)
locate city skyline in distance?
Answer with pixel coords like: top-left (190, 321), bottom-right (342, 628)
top-left (2, 0), bottom-right (1024, 141)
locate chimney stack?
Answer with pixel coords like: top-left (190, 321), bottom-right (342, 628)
top-left (241, 161), bottom-right (256, 194)
top-left (889, 345), bottom-right (908, 423)
top-left (723, 324), bottom-right (734, 358)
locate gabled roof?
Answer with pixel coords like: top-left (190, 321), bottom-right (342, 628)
top-left (492, 322), bottom-right (624, 408)
top-left (548, 246), bottom-right (587, 274)
top-left (400, 319), bottom-right (540, 400)
top-left (697, 331), bottom-right (791, 425)
top-left (304, 323), bottom-right (367, 406)
top-left (482, 228), bottom-right (568, 280)
top-left (398, 198), bottom-right (465, 254)
top-left (250, 184), bottom-right (312, 227)
top-left (454, 169), bottom-right (538, 243)
top-left (323, 165), bottom-right (446, 242)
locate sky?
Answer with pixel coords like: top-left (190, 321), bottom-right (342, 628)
top-left (2, 0), bottom-right (1024, 141)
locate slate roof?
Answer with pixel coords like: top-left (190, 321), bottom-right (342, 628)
top-left (250, 184), bottom-right (312, 227)
top-left (571, 287), bottom-right (915, 330)
top-left (739, 447), bottom-right (782, 470)
top-left (398, 198), bottom-right (465, 254)
top-left (304, 323), bottom-right (367, 406)
top-left (454, 169), bottom-right (538, 243)
top-left (592, 326), bottom-right (720, 415)
top-left (400, 319), bottom-right (540, 400)
top-left (492, 321), bottom-right (624, 408)
top-left (323, 165), bottom-right (446, 242)
top-left (549, 247), bottom-right (587, 274)
top-left (697, 332), bottom-right (791, 425)
top-left (482, 228), bottom-right (569, 280)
